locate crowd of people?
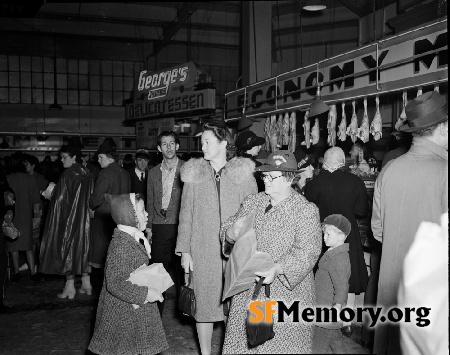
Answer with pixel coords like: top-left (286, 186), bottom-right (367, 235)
top-left (0, 90), bottom-right (447, 355)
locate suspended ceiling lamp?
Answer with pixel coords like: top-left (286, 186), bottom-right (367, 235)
top-left (303, 0), bottom-right (327, 11)
top-left (49, 35), bottom-right (62, 110)
top-left (307, 86), bottom-right (330, 117)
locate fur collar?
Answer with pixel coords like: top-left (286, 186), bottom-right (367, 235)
top-left (181, 157), bottom-right (255, 185)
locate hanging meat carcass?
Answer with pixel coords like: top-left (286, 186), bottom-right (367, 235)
top-left (337, 102), bottom-right (347, 142)
top-left (288, 112), bottom-right (297, 152)
top-left (395, 91), bottom-right (407, 131)
top-left (346, 100), bottom-right (358, 143)
top-left (370, 96), bottom-right (382, 141)
top-left (277, 114), bottom-right (284, 148)
top-left (264, 116), bottom-right (271, 151)
top-left (357, 97), bottom-right (370, 143)
top-left (311, 118), bottom-right (320, 145)
top-left (327, 104), bottom-right (337, 147)
top-left (301, 110), bottom-right (311, 149)
top-left (268, 114), bottom-right (279, 152)
top-left (282, 112), bottom-right (290, 147)
top-left (417, 87), bottom-right (423, 97)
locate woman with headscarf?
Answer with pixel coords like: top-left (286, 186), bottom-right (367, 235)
top-left (304, 147), bottom-right (369, 333)
top-left (220, 150), bottom-right (322, 353)
top-left (89, 139), bottom-right (130, 286)
top-left (175, 121), bottom-right (257, 355)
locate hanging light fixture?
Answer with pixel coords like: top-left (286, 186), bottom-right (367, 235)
top-left (307, 85), bottom-right (330, 117)
top-left (303, 0), bottom-right (327, 11)
top-left (49, 34), bottom-right (62, 110)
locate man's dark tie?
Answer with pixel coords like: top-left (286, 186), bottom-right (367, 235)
top-left (141, 172), bottom-right (144, 181)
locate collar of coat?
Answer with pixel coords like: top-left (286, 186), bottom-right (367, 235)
top-left (181, 157), bottom-right (255, 185)
top-left (323, 243), bottom-right (349, 259)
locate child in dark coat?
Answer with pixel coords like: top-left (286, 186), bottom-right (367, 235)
top-left (88, 193), bottom-right (168, 355)
top-left (313, 214), bottom-right (352, 354)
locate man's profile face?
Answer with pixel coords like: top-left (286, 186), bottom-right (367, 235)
top-left (135, 157), bottom-right (149, 171)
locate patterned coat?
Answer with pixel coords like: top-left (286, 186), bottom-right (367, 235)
top-left (89, 162), bottom-right (130, 267)
top-left (175, 157), bottom-right (257, 322)
top-left (220, 191), bottom-right (322, 354)
top-left (88, 229), bottom-right (168, 355)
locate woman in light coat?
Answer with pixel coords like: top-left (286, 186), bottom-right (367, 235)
top-left (175, 121), bottom-right (257, 355)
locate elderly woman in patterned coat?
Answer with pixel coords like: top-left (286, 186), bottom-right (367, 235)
top-left (220, 150), bottom-right (322, 354)
top-left (175, 122), bottom-right (257, 355)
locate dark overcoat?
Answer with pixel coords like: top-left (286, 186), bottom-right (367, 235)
top-left (89, 162), bottom-right (130, 267)
top-left (304, 169), bottom-right (369, 293)
top-left (39, 163), bottom-right (94, 275)
top-left (88, 229), bottom-right (168, 355)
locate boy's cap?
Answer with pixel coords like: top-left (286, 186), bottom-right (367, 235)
top-left (323, 214), bottom-right (351, 236)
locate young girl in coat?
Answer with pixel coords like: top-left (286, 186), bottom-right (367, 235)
top-left (88, 193), bottom-right (168, 355)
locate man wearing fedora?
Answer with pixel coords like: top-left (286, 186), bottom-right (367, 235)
top-left (128, 149), bottom-right (150, 203)
top-left (371, 91), bottom-right (448, 355)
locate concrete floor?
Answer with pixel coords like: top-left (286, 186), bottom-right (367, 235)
top-left (1, 271), bottom-right (369, 354)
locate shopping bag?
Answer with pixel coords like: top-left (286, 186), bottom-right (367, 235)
top-left (178, 270), bottom-right (196, 318)
top-left (246, 277), bottom-right (275, 347)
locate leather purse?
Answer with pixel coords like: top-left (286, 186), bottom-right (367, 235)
top-left (178, 270), bottom-right (196, 318)
top-left (246, 277), bottom-right (275, 347)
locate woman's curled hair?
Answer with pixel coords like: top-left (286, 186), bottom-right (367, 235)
top-left (202, 121), bottom-right (236, 160)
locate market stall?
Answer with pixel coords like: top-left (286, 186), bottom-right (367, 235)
top-left (224, 18), bottom-right (447, 259)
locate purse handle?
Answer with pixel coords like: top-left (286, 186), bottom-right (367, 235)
top-left (252, 277), bottom-right (270, 301)
top-left (186, 269), bottom-right (193, 287)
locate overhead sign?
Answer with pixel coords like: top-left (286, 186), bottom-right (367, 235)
top-left (225, 20), bottom-right (447, 120)
top-left (136, 117), bottom-right (175, 149)
top-left (126, 61), bottom-right (215, 122)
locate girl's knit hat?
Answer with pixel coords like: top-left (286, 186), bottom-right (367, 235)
top-left (105, 193), bottom-right (137, 227)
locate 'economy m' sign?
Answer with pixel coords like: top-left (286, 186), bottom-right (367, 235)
top-left (225, 20), bottom-right (447, 120)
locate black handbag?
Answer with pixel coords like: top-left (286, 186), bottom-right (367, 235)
top-left (178, 270), bottom-right (196, 318)
top-left (246, 277), bottom-right (275, 347)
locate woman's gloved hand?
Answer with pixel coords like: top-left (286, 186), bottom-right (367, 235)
top-left (255, 264), bottom-right (283, 284)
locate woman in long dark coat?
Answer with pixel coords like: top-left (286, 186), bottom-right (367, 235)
top-left (89, 140), bottom-right (130, 282)
top-left (39, 145), bottom-right (94, 299)
top-left (5, 153), bottom-right (40, 282)
top-left (304, 147), bottom-right (369, 329)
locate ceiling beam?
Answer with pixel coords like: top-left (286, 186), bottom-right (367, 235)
top-left (35, 13), bottom-right (239, 34)
top-left (273, 19), bottom-right (359, 36)
top-left (153, 2), bottom-right (201, 55)
top-left (336, 0), bottom-right (366, 18)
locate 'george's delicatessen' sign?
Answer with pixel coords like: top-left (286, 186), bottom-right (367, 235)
top-left (125, 62), bottom-right (215, 122)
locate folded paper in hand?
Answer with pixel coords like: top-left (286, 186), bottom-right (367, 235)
top-left (42, 182), bottom-right (56, 200)
top-left (222, 213), bottom-right (274, 301)
top-left (127, 263), bottom-right (174, 309)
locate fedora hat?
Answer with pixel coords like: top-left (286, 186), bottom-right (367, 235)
top-left (235, 130), bottom-right (265, 151)
top-left (255, 150), bottom-right (300, 172)
top-left (399, 91), bottom-right (448, 133)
